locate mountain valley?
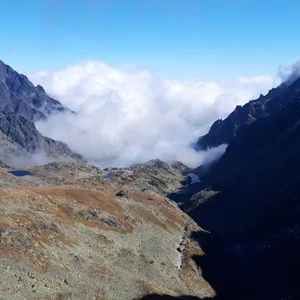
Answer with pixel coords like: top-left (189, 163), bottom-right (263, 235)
top-left (1, 58), bottom-right (300, 300)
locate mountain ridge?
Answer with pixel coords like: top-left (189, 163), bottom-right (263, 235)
top-left (196, 76), bottom-right (300, 150)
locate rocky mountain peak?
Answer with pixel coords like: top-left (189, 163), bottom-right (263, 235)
top-left (0, 59), bottom-right (82, 165)
top-left (35, 84), bottom-right (46, 93)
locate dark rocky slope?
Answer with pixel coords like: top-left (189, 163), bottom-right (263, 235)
top-left (176, 77), bottom-right (300, 299)
top-left (189, 93), bottom-right (300, 241)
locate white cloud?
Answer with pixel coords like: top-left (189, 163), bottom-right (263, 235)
top-left (29, 61), bottom-right (280, 168)
top-left (238, 75), bottom-right (276, 85)
top-left (277, 60), bottom-right (300, 84)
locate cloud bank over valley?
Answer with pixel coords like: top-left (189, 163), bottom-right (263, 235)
top-left (30, 61), bottom-right (281, 167)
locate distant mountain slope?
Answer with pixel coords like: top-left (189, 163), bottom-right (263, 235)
top-left (196, 77), bottom-right (300, 150)
top-left (0, 130), bottom-right (30, 165)
top-left (0, 60), bottom-right (82, 164)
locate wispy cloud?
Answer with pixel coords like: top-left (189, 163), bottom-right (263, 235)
top-left (29, 61), bottom-right (280, 168)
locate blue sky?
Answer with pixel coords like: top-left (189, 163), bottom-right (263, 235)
top-left (1, 0), bottom-right (299, 79)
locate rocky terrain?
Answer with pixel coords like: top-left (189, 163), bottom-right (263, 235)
top-left (0, 160), bottom-right (215, 300)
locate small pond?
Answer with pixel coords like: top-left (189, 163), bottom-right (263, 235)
top-left (103, 172), bottom-right (118, 179)
top-left (8, 170), bottom-right (32, 177)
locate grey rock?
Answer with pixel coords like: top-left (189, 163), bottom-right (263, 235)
top-left (115, 190), bottom-right (126, 197)
top-left (99, 217), bottom-right (119, 229)
top-left (177, 245), bottom-right (185, 252)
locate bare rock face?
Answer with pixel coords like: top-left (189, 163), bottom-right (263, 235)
top-left (0, 161), bottom-right (215, 300)
top-left (0, 60), bottom-right (82, 164)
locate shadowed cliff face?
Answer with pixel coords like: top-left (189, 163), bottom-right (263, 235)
top-left (0, 60), bottom-right (82, 164)
top-left (190, 95), bottom-right (300, 243)
top-left (175, 78), bottom-right (300, 299)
